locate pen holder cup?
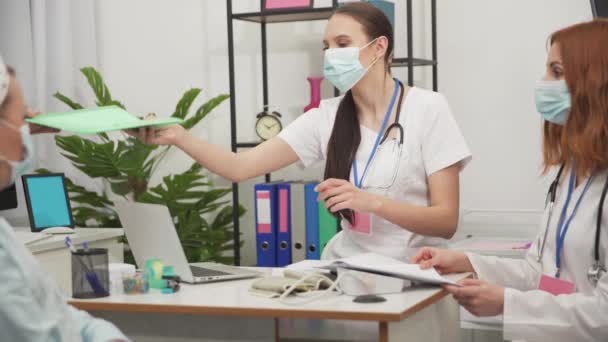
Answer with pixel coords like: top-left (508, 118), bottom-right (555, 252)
top-left (71, 248), bottom-right (110, 299)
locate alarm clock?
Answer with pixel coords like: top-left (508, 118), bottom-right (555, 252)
top-left (255, 109), bottom-right (282, 141)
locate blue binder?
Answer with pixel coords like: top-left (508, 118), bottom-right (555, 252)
top-left (254, 183), bottom-right (278, 267)
top-left (276, 183), bottom-right (292, 267)
top-left (304, 182), bottom-right (320, 260)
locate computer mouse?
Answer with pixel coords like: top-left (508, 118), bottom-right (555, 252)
top-left (353, 294), bottom-right (387, 303)
top-left (42, 226), bottom-right (75, 235)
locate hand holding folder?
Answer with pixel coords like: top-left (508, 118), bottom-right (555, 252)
top-left (289, 253), bottom-right (460, 286)
top-left (25, 106), bottom-right (183, 134)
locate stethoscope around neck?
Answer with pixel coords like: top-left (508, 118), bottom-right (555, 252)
top-left (538, 164), bottom-right (607, 287)
top-left (356, 79), bottom-right (406, 191)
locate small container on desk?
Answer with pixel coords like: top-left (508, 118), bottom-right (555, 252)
top-left (71, 248), bottom-right (110, 298)
top-left (122, 270), bottom-right (150, 295)
top-left (109, 263), bottom-right (136, 295)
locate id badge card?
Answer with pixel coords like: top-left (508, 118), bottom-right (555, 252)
top-left (350, 212), bottom-right (372, 235)
top-left (538, 274), bottom-right (575, 296)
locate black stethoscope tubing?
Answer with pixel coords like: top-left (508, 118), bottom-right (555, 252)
top-left (542, 164), bottom-right (606, 285)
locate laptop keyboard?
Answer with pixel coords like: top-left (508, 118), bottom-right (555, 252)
top-left (190, 266), bottom-right (231, 277)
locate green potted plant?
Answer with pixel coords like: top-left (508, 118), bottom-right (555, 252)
top-left (40, 67), bottom-right (243, 264)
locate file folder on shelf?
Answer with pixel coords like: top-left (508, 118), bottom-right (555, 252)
top-left (304, 182), bottom-right (320, 260)
top-left (276, 183), bottom-right (292, 267)
top-left (318, 200), bottom-right (338, 256)
top-left (289, 182), bottom-right (307, 263)
top-left (254, 183), bottom-right (278, 267)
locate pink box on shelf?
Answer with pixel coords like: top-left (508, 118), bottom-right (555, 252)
top-left (263, 0), bottom-right (313, 10)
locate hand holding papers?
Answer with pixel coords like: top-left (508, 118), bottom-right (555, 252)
top-left (288, 253), bottom-right (460, 286)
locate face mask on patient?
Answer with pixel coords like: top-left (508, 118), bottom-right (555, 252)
top-left (0, 122), bottom-right (35, 190)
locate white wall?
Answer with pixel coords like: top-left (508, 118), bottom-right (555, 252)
top-left (0, 0), bottom-right (103, 226)
top-left (437, 0), bottom-right (592, 230)
top-left (0, 0), bottom-right (595, 265)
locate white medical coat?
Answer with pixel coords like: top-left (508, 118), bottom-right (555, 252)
top-left (468, 168), bottom-right (608, 341)
top-left (279, 86), bottom-right (471, 261)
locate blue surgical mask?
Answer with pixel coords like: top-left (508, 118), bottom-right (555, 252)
top-left (535, 79), bottom-right (571, 125)
top-left (0, 122), bottom-right (35, 188)
top-left (323, 38), bottom-right (381, 93)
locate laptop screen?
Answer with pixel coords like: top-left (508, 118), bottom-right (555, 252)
top-left (22, 174), bottom-right (74, 231)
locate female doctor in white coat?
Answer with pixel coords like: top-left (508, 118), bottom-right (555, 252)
top-left (136, 2), bottom-right (471, 261)
top-left (413, 20), bottom-right (608, 341)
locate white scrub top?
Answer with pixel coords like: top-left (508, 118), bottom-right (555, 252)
top-left (467, 168), bottom-right (608, 342)
top-left (278, 86), bottom-right (472, 261)
top-left (0, 218), bottom-right (129, 342)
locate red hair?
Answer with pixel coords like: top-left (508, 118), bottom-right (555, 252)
top-left (544, 19), bottom-right (608, 177)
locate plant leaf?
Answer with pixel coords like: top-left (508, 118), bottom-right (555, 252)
top-left (80, 67), bottom-right (126, 109)
top-left (55, 136), bottom-right (122, 178)
top-left (182, 94), bottom-right (229, 129)
top-left (171, 88), bottom-right (201, 119)
top-left (211, 205), bottom-right (245, 230)
top-left (53, 92), bottom-right (84, 110)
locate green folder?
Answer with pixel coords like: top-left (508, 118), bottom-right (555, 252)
top-left (25, 106), bottom-right (183, 134)
top-left (318, 200), bottom-right (338, 255)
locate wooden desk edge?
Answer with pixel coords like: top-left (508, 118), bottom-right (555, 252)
top-left (69, 301), bottom-right (404, 322)
top-left (69, 273), bottom-right (472, 322)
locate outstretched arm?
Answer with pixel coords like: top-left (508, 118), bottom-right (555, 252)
top-left (139, 125), bottom-right (299, 182)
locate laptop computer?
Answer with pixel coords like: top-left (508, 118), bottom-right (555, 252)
top-left (115, 201), bottom-right (261, 284)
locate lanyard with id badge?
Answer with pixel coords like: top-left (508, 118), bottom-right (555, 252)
top-left (350, 78), bottom-right (405, 235)
top-left (536, 166), bottom-right (607, 295)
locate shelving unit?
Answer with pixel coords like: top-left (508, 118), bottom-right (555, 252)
top-left (232, 7), bottom-right (337, 23)
top-left (226, 0), bottom-right (438, 265)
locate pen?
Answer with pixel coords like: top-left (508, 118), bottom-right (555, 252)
top-left (64, 236), bottom-right (77, 253)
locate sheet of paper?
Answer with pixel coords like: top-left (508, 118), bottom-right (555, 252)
top-left (26, 106), bottom-right (183, 134)
top-left (365, 264), bottom-right (459, 286)
top-left (338, 252), bottom-right (405, 267)
top-left (334, 253), bottom-right (459, 286)
top-left (287, 253), bottom-right (459, 286)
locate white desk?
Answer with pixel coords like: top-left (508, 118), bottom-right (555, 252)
top-left (70, 269), bottom-right (470, 342)
top-left (16, 227), bottom-right (125, 296)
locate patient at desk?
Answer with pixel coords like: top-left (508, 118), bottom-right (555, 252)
top-left (0, 56), bottom-right (129, 342)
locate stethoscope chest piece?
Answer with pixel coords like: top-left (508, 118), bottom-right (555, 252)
top-left (588, 262), bottom-right (606, 287)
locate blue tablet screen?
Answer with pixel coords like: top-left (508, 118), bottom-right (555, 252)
top-left (24, 176), bottom-right (72, 229)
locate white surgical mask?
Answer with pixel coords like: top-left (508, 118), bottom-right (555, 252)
top-left (535, 79), bottom-right (571, 125)
top-left (323, 38), bottom-right (382, 93)
top-left (0, 121), bottom-right (35, 188)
